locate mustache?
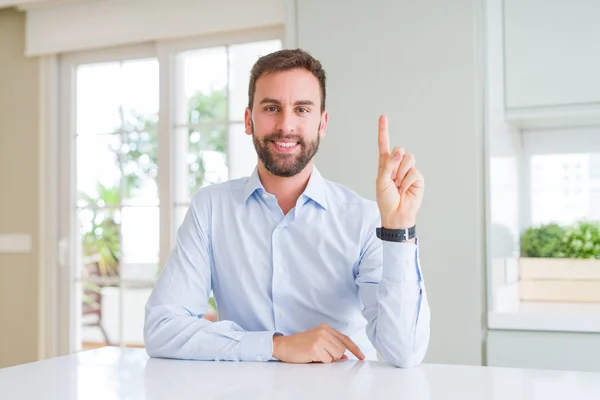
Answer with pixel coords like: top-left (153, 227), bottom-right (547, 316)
top-left (262, 133), bottom-right (304, 143)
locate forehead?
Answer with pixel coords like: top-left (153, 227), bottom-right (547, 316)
top-left (254, 68), bottom-right (321, 104)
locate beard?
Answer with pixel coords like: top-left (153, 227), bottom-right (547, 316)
top-left (251, 122), bottom-right (320, 177)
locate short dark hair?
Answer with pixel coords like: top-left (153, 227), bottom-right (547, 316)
top-left (248, 48), bottom-right (326, 113)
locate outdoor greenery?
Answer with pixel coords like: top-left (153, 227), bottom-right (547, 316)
top-left (80, 89), bottom-right (228, 279)
top-left (520, 221), bottom-right (600, 259)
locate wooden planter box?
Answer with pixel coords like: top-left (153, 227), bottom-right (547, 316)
top-left (519, 258), bottom-right (600, 303)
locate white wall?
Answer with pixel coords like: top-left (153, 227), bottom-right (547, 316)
top-left (288, 0), bottom-right (486, 365)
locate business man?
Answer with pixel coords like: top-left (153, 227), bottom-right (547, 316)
top-left (144, 49), bottom-right (430, 368)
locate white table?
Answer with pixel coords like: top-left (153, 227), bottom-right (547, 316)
top-left (1, 347), bottom-right (600, 399)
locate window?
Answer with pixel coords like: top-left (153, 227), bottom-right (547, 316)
top-left (487, 126), bottom-right (600, 332)
top-left (530, 153), bottom-right (600, 226)
top-left (170, 39), bottom-right (281, 234)
top-left (60, 32), bottom-right (282, 352)
top-left (74, 58), bottom-right (160, 349)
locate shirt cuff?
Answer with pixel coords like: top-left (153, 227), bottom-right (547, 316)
top-left (382, 240), bottom-right (420, 283)
top-left (238, 331), bottom-right (279, 362)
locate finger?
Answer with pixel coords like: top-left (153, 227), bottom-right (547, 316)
top-left (323, 338), bottom-right (346, 360)
top-left (377, 114), bottom-right (390, 157)
top-left (322, 334), bottom-right (346, 360)
top-left (327, 328), bottom-right (365, 360)
top-left (399, 168), bottom-right (423, 195)
top-left (341, 354), bottom-right (349, 360)
top-left (390, 147), bottom-right (404, 181)
top-left (317, 348), bottom-right (334, 364)
top-left (394, 153), bottom-right (415, 186)
top-left (378, 152), bottom-right (402, 185)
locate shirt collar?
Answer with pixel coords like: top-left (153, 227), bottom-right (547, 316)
top-left (241, 167), bottom-right (264, 203)
top-left (241, 165), bottom-right (328, 210)
top-left (302, 166), bottom-right (328, 210)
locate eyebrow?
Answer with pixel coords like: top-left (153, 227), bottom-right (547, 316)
top-left (259, 98), bottom-right (315, 107)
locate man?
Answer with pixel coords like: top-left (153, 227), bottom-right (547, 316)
top-left (144, 49), bottom-right (430, 368)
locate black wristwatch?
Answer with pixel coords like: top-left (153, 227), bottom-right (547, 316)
top-left (376, 226), bottom-right (416, 242)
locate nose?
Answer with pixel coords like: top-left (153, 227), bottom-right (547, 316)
top-left (275, 108), bottom-right (296, 135)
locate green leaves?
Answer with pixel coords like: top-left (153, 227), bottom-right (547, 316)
top-left (563, 221), bottom-right (600, 259)
top-left (520, 221), bottom-right (600, 259)
top-left (520, 223), bottom-right (567, 258)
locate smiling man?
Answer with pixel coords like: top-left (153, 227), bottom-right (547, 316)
top-left (144, 49), bottom-right (430, 367)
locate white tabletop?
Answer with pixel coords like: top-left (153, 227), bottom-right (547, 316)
top-left (1, 347), bottom-right (600, 399)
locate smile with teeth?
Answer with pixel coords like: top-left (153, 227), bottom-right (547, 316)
top-left (274, 141), bottom-right (298, 148)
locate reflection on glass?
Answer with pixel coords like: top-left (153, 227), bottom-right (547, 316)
top-left (77, 62), bottom-right (122, 135)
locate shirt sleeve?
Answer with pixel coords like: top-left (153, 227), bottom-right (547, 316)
top-left (143, 192), bottom-right (278, 362)
top-left (355, 203), bottom-right (431, 368)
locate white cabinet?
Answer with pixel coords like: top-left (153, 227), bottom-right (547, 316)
top-left (504, 0), bottom-right (600, 110)
top-left (488, 330), bottom-right (600, 372)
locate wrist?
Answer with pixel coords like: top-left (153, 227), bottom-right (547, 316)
top-left (272, 334), bottom-right (285, 359)
top-left (381, 220), bottom-right (415, 230)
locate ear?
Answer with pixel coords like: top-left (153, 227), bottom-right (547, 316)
top-left (244, 107), bottom-right (253, 136)
top-left (319, 110), bottom-right (329, 139)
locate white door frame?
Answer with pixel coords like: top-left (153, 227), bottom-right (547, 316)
top-left (39, 55), bottom-right (62, 359)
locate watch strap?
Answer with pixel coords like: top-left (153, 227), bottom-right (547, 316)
top-left (376, 226), bottom-right (416, 242)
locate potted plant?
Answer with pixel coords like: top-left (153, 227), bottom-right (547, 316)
top-left (519, 221), bottom-right (600, 302)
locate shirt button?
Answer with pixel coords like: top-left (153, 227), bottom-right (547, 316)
top-left (262, 193), bottom-right (268, 199)
top-left (278, 268), bottom-right (283, 274)
top-left (280, 310), bottom-right (285, 317)
top-left (256, 354), bottom-right (263, 361)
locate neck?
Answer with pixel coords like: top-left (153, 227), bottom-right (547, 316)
top-left (257, 162), bottom-right (314, 214)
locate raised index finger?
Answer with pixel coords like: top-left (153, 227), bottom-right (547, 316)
top-left (378, 114), bottom-right (390, 157)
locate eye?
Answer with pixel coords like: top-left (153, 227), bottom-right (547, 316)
top-left (264, 106), bottom-right (279, 112)
top-left (296, 107), bottom-right (309, 114)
